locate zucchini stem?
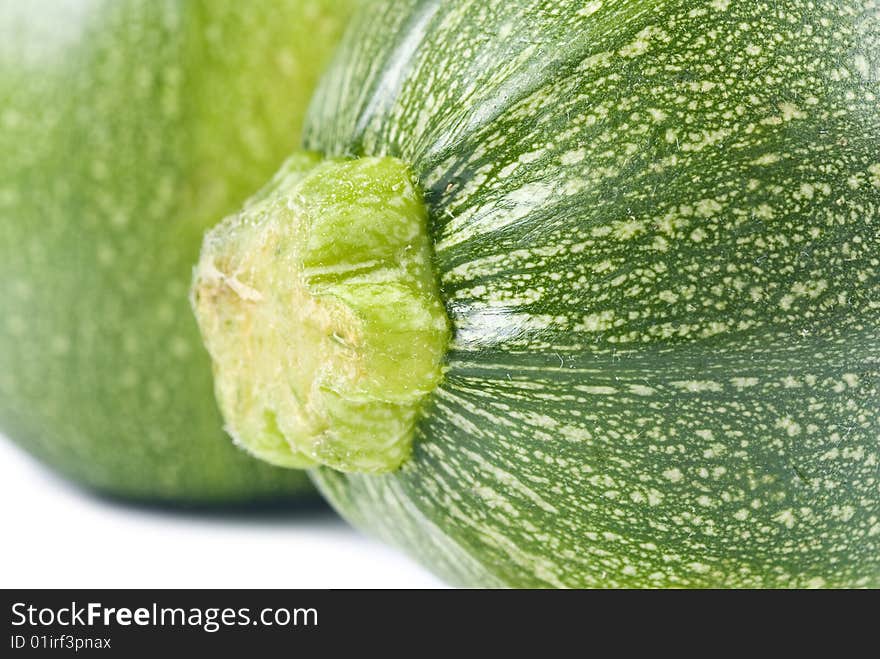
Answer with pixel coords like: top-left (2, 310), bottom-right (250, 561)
top-left (191, 153), bottom-right (449, 473)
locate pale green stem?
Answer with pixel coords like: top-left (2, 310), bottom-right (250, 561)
top-left (191, 153), bottom-right (450, 473)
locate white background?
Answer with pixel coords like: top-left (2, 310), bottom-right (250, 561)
top-left (0, 435), bottom-right (443, 588)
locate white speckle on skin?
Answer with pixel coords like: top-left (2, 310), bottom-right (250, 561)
top-left (619, 26), bottom-right (663, 58)
top-left (776, 416), bottom-right (802, 437)
top-left (779, 102), bottom-right (806, 122)
top-left (731, 377), bottom-right (759, 388)
top-left (690, 228), bottom-right (707, 242)
top-left (577, 1), bottom-right (603, 17)
top-left (869, 164), bottom-right (880, 188)
top-left (774, 509), bottom-right (797, 529)
top-left (560, 148), bottom-right (586, 165)
top-left (752, 152), bottom-right (781, 166)
top-left (576, 385), bottom-right (617, 395)
top-left (671, 380), bottom-right (724, 393)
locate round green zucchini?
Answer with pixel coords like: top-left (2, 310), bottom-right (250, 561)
top-left (196, 0), bottom-right (879, 585)
top-left (0, 0), bottom-right (356, 503)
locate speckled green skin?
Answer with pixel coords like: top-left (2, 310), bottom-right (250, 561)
top-left (0, 0), bottom-right (356, 502)
top-left (302, 0), bottom-right (880, 586)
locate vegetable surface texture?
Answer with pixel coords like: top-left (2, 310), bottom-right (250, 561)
top-left (0, 0), bottom-right (356, 502)
top-left (195, 0), bottom-right (880, 585)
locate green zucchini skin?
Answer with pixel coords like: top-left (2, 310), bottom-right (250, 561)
top-left (0, 0), bottom-right (355, 502)
top-left (304, 0), bottom-right (880, 586)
